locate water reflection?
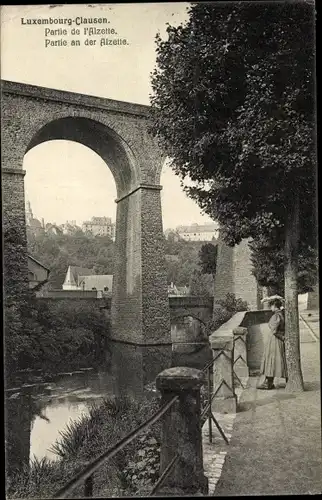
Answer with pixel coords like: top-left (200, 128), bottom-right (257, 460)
top-left (5, 342), bottom-right (171, 473)
top-left (5, 337), bottom-right (210, 478)
top-left (171, 316), bottom-right (212, 370)
top-left (110, 342), bottom-right (172, 399)
top-left (30, 402), bottom-right (90, 462)
top-left (5, 393), bottom-right (33, 477)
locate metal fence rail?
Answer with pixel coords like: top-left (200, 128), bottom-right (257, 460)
top-left (149, 453), bottom-right (180, 496)
top-left (202, 358), bottom-right (229, 445)
top-left (52, 345), bottom-right (231, 498)
top-left (53, 395), bottom-right (179, 499)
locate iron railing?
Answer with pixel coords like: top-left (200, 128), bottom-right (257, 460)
top-left (53, 395), bottom-right (179, 498)
top-left (48, 348), bottom-right (231, 497)
top-left (201, 358), bottom-right (229, 445)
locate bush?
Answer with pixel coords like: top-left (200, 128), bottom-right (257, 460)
top-left (206, 293), bottom-right (249, 334)
top-left (216, 292), bottom-right (248, 313)
top-left (5, 296), bottom-right (110, 381)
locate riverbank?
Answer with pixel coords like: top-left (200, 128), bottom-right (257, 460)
top-left (7, 393), bottom-right (161, 499)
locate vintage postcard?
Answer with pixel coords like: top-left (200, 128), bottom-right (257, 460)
top-left (2, 2), bottom-right (319, 499)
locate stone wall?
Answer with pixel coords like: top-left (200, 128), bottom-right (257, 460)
top-left (214, 236), bottom-right (259, 309)
top-left (210, 309), bottom-right (273, 375)
top-left (241, 310), bottom-right (272, 373)
top-left (307, 284), bottom-right (319, 310)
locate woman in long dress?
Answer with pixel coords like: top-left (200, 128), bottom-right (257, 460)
top-left (258, 298), bottom-right (288, 390)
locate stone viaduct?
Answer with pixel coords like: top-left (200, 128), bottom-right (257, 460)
top-left (2, 80), bottom-right (170, 347)
top-left (2, 80), bottom-right (259, 350)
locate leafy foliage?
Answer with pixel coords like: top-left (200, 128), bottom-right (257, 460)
top-left (216, 292), bottom-right (249, 314)
top-left (249, 237), bottom-right (318, 296)
top-left (28, 227), bottom-right (216, 294)
top-left (165, 237), bottom-right (216, 294)
top-left (150, 2), bottom-right (316, 390)
top-left (206, 293), bottom-right (249, 334)
top-left (199, 243), bottom-right (217, 276)
top-left (5, 297), bottom-right (110, 380)
top-left (27, 230), bottom-right (115, 289)
top-left (150, 1), bottom-right (316, 246)
top-left (189, 270), bottom-right (213, 297)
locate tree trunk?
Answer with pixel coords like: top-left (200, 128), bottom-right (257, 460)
top-left (284, 193), bottom-right (304, 392)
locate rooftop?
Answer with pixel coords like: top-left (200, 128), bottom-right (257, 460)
top-left (176, 223), bottom-right (219, 234)
top-left (78, 274), bottom-right (113, 291)
top-left (83, 216), bottom-right (113, 225)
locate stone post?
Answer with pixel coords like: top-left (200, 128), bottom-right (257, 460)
top-left (233, 327), bottom-right (249, 388)
top-left (156, 367), bottom-right (208, 496)
top-left (210, 337), bottom-right (237, 414)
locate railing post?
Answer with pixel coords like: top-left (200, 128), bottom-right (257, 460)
top-left (210, 337), bottom-right (237, 414)
top-left (233, 327), bottom-right (249, 387)
top-left (156, 367), bottom-right (208, 496)
top-left (84, 474), bottom-right (93, 497)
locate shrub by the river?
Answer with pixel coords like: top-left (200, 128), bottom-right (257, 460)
top-left (5, 295), bottom-right (110, 383)
top-left (7, 394), bottom-right (161, 499)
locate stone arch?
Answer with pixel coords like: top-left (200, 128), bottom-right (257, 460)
top-left (2, 80), bottom-right (171, 348)
top-left (171, 312), bottom-right (207, 326)
top-left (154, 154), bottom-right (169, 185)
top-left (25, 116), bottom-right (137, 200)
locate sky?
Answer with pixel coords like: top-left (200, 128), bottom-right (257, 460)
top-left (1, 3), bottom-right (215, 230)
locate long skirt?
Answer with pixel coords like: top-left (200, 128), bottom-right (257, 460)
top-left (260, 331), bottom-right (288, 379)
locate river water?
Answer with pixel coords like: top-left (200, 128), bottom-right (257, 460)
top-left (5, 322), bottom-right (211, 474)
top-left (29, 370), bottom-right (114, 462)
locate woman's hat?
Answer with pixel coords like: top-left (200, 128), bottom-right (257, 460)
top-left (260, 294), bottom-right (285, 304)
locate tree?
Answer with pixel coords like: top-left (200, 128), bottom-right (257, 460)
top-left (199, 243), bottom-right (217, 276)
top-left (198, 243), bottom-right (218, 314)
top-left (27, 231), bottom-right (115, 289)
top-left (150, 2), bottom-right (316, 391)
top-left (189, 270), bottom-right (213, 298)
top-left (249, 237), bottom-right (318, 296)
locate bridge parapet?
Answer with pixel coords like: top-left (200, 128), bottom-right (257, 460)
top-left (169, 295), bottom-right (214, 325)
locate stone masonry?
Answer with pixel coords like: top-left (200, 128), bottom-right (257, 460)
top-left (214, 234), bottom-right (259, 309)
top-left (2, 79), bottom-right (263, 348)
top-left (1, 80), bottom-right (170, 347)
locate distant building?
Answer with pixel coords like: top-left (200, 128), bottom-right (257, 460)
top-left (45, 223), bottom-right (63, 235)
top-left (168, 282), bottom-right (190, 297)
top-left (25, 200), bottom-right (65, 236)
top-left (82, 216), bottom-right (115, 240)
top-left (164, 229), bottom-right (180, 241)
top-left (59, 220), bottom-right (82, 235)
top-left (62, 266), bottom-right (93, 290)
top-left (25, 200), bottom-right (45, 235)
top-left (62, 265), bottom-right (113, 295)
top-left (176, 223), bottom-right (219, 242)
top-left (28, 255), bottom-right (50, 290)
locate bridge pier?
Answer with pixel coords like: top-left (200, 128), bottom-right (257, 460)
top-left (111, 184), bottom-right (171, 345)
top-left (2, 80), bottom-right (171, 357)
